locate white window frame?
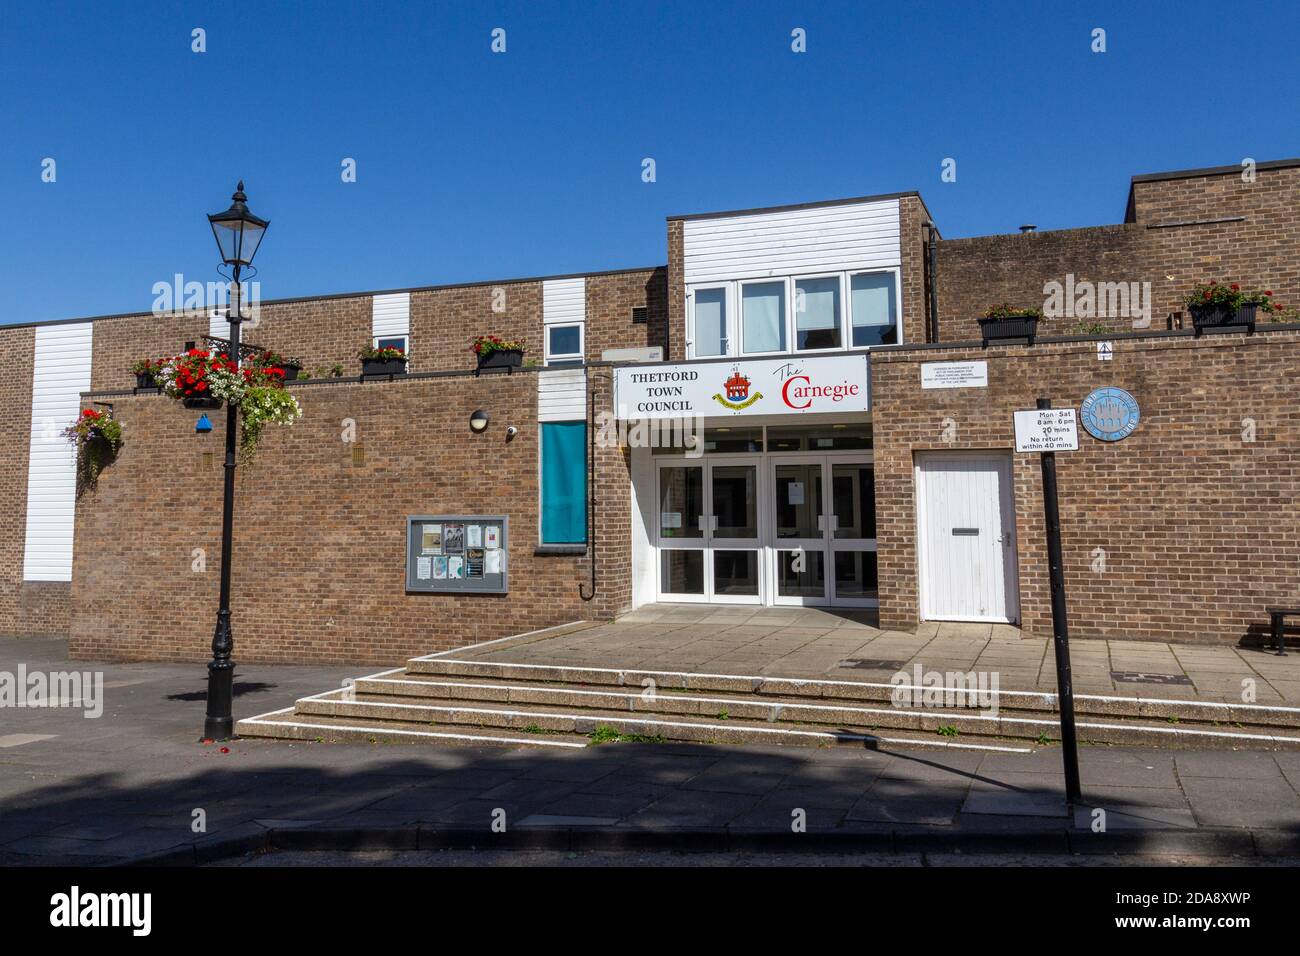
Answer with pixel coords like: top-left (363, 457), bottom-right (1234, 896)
top-left (737, 277), bottom-right (790, 357)
top-left (845, 268), bottom-right (903, 349)
top-left (373, 333), bottom-right (409, 353)
top-left (686, 283), bottom-right (732, 359)
top-left (545, 322), bottom-right (585, 365)
top-left (791, 271), bottom-right (849, 355)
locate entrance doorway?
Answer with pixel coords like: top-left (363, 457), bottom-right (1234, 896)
top-left (654, 448), bottom-right (876, 607)
top-left (915, 451), bottom-right (1020, 623)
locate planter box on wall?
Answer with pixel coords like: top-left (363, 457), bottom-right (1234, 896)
top-left (361, 358), bottom-right (408, 377)
top-left (475, 349), bottom-right (524, 372)
top-left (978, 315), bottom-right (1039, 346)
top-left (134, 373), bottom-right (159, 392)
top-left (278, 362), bottom-right (303, 382)
top-left (1190, 302), bottom-right (1257, 336)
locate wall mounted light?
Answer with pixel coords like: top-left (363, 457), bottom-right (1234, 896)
top-left (506, 425), bottom-right (519, 441)
top-left (469, 409), bottom-right (490, 433)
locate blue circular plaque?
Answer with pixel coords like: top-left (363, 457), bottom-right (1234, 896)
top-left (1080, 387), bottom-right (1140, 442)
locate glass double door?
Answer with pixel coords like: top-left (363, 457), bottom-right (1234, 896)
top-left (771, 456), bottom-right (877, 607)
top-left (655, 454), bottom-right (877, 607)
top-left (657, 457), bottom-right (761, 604)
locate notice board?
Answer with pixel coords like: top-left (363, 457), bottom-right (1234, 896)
top-left (406, 515), bottom-right (508, 594)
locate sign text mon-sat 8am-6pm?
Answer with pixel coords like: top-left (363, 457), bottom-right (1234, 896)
top-left (612, 354), bottom-right (870, 419)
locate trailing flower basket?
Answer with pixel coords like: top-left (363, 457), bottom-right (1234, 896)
top-left (978, 310), bottom-right (1040, 346)
top-left (475, 348), bottom-right (524, 371)
top-left (1189, 301), bottom-right (1257, 336)
top-left (182, 396), bottom-right (222, 409)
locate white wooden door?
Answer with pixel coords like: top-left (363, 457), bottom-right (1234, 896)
top-left (915, 452), bottom-right (1019, 623)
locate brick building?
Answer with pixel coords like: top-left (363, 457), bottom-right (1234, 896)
top-left (2, 157), bottom-right (1298, 662)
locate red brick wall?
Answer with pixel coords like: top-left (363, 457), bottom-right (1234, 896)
top-left (69, 371), bottom-right (630, 664)
top-left (934, 165), bottom-right (1300, 343)
top-left (584, 269), bottom-right (668, 360)
top-left (871, 328), bottom-right (1300, 644)
top-left (666, 220), bottom-right (686, 361)
top-left (898, 195), bottom-right (932, 344)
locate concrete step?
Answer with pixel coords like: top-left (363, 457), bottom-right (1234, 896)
top-left (237, 699), bottom-right (1036, 753)
top-left (281, 681), bottom-right (1300, 750)
top-left (404, 657), bottom-right (1300, 729)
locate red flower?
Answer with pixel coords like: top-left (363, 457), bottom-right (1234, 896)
top-left (1230, 283), bottom-right (1240, 291)
top-left (1265, 290), bottom-right (1273, 296)
top-left (1203, 291), bottom-right (1212, 300)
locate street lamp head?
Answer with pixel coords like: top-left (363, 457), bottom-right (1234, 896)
top-left (208, 180), bottom-right (269, 269)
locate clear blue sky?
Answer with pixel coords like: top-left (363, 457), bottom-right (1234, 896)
top-left (2, 0), bottom-right (1296, 325)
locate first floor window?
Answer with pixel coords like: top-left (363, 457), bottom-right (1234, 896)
top-left (850, 273), bottom-right (898, 346)
top-left (795, 276), bottom-right (841, 350)
top-left (742, 281), bottom-right (786, 353)
top-left (692, 287), bottom-right (727, 357)
top-left (546, 324), bottom-right (583, 365)
top-left (541, 421), bottom-right (587, 544)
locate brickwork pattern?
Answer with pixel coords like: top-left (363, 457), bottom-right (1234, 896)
top-left (871, 329), bottom-right (1300, 644)
top-left (934, 166), bottom-right (1300, 343)
top-left (68, 371), bottom-right (630, 664)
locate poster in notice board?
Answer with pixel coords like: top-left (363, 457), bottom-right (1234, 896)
top-left (406, 515), bottom-right (508, 594)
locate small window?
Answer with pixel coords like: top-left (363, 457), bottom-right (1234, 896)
top-left (795, 276), bottom-right (842, 350)
top-left (631, 306), bottom-right (648, 325)
top-left (741, 281), bottom-right (786, 354)
top-left (850, 273), bottom-right (898, 347)
top-left (374, 335), bottom-right (408, 353)
top-left (691, 287), bottom-right (727, 357)
top-left (546, 323), bottom-right (583, 365)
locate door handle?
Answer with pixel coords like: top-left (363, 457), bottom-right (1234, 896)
top-left (1001, 531), bottom-right (1013, 547)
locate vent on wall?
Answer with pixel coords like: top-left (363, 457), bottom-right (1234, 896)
top-left (631, 306), bottom-right (647, 324)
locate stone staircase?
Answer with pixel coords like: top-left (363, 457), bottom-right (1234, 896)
top-left (236, 654), bottom-right (1300, 753)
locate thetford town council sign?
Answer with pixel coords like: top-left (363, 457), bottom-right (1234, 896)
top-left (1079, 386), bottom-right (1140, 442)
top-left (613, 354), bottom-right (870, 419)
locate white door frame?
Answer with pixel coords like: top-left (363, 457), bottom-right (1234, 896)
top-left (914, 450), bottom-right (1020, 624)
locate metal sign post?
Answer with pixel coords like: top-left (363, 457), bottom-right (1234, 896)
top-left (1014, 398), bottom-right (1083, 806)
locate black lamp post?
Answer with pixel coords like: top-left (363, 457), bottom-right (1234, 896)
top-left (202, 181), bottom-right (269, 741)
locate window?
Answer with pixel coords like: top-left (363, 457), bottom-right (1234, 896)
top-left (374, 334), bottom-right (407, 353)
top-left (795, 276), bottom-right (842, 350)
top-left (850, 272), bottom-right (898, 347)
top-left (540, 421), bottom-right (587, 544)
top-left (545, 323), bottom-right (583, 365)
top-left (741, 281), bottom-right (786, 353)
top-left (690, 287), bottom-right (727, 357)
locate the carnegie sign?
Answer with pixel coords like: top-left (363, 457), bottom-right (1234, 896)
top-left (613, 354), bottom-right (869, 419)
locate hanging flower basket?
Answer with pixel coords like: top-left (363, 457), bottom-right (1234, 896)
top-left (472, 335), bottom-right (526, 372)
top-left (359, 345), bottom-right (408, 377)
top-left (156, 349), bottom-right (303, 465)
top-left (64, 408), bottom-right (123, 494)
top-left (978, 305), bottom-right (1042, 346)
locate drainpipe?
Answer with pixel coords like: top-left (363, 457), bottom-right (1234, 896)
top-left (579, 372), bottom-right (597, 601)
top-left (923, 220), bottom-right (940, 343)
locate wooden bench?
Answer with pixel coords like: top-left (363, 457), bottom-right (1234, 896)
top-left (1266, 607), bottom-right (1299, 656)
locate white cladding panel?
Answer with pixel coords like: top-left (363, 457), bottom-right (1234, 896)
top-left (682, 199), bottom-right (901, 284)
top-left (23, 323), bottom-right (94, 581)
top-left (537, 368), bottom-right (587, 422)
top-left (543, 278), bottom-right (586, 325)
top-left (208, 309), bottom-right (230, 338)
top-left (372, 292), bottom-right (411, 338)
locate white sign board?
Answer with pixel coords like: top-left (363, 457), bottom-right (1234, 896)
top-left (1014, 408), bottom-right (1079, 453)
top-left (921, 360), bottom-right (988, 390)
top-left (614, 354), bottom-right (869, 419)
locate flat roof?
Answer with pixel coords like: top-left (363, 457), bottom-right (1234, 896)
top-left (0, 263), bottom-right (666, 332)
top-left (1129, 157), bottom-right (1300, 185)
top-left (667, 190), bottom-right (925, 222)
